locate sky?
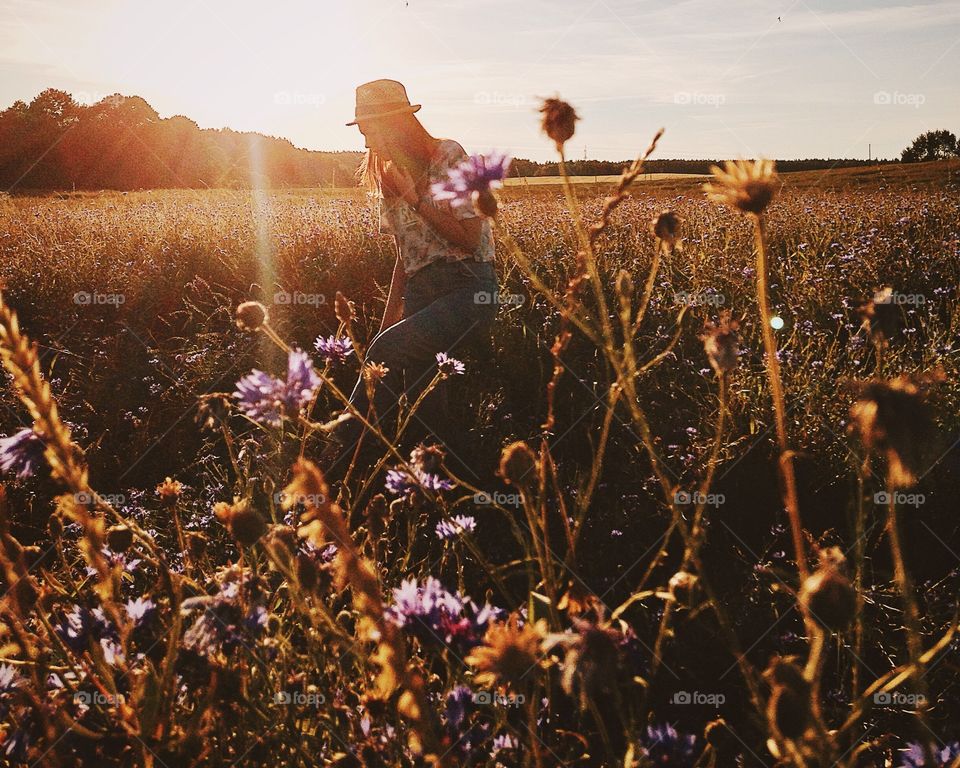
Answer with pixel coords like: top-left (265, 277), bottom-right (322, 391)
top-left (1, 0), bottom-right (958, 162)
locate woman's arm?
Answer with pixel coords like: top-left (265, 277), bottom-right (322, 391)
top-left (416, 201), bottom-right (482, 253)
top-left (383, 162), bottom-right (482, 254)
top-left (379, 242), bottom-right (406, 332)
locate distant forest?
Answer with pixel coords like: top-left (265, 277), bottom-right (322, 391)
top-left (0, 89), bottom-right (363, 192)
top-left (2, 89), bottom-right (895, 193)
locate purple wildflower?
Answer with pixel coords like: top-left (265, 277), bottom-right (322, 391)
top-left (125, 597), bottom-right (156, 626)
top-left (0, 428), bottom-right (46, 479)
top-left (385, 468), bottom-right (454, 496)
top-left (234, 348), bottom-right (321, 426)
top-left (491, 733), bottom-right (519, 755)
top-left (284, 348), bottom-right (322, 410)
top-left (900, 742), bottom-right (960, 768)
top-left (385, 469), bottom-right (417, 496)
top-left (314, 334), bottom-right (354, 366)
top-left (234, 369), bottom-right (285, 425)
top-left (53, 605), bottom-right (122, 663)
top-left (436, 515), bottom-right (477, 540)
top-left (385, 577), bottom-right (502, 650)
top-left (640, 723), bottom-right (699, 768)
top-left (436, 352), bottom-right (466, 377)
top-left (431, 152), bottom-right (512, 209)
top-left (0, 664), bottom-right (21, 694)
top-left (444, 685), bottom-right (474, 729)
top-left (181, 568), bottom-right (269, 658)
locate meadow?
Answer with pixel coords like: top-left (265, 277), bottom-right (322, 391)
top-left (0, 146), bottom-right (959, 767)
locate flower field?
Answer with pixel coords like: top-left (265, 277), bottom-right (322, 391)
top-left (0, 126), bottom-right (959, 767)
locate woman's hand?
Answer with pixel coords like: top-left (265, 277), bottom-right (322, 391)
top-left (382, 161), bottom-right (418, 206)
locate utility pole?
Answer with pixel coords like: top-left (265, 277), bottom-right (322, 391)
top-left (868, 143), bottom-right (871, 162)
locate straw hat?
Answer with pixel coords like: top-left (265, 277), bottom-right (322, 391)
top-left (346, 79), bottom-right (421, 126)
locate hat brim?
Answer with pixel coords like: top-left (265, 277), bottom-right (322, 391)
top-left (346, 104), bottom-right (421, 126)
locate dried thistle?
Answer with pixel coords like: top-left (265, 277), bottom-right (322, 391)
top-left (363, 361), bottom-right (389, 384)
top-left (539, 97), bottom-right (579, 153)
top-left (235, 300), bottom-right (268, 332)
top-left (651, 210), bottom-right (683, 252)
top-left (848, 375), bottom-right (933, 488)
top-left (763, 656), bottom-right (812, 741)
top-left (551, 618), bottom-right (621, 711)
top-left (214, 498), bottom-right (267, 546)
top-left (857, 286), bottom-right (900, 347)
top-left (106, 524), bottom-right (134, 553)
top-left (798, 547), bottom-right (856, 631)
top-left (498, 441), bottom-right (538, 487)
top-left (668, 570), bottom-right (699, 605)
top-left (699, 311), bottom-right (741, 375)
top-left (466, 614), bottom-right (545, 689)
top-left (156, 476), bottom-right (183, 507)
top-left (334, 291), bottom-right (355, 325)
top-left (704, 159), bottom-right (778, 215)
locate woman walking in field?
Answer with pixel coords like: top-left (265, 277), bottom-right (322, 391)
top-left (326, 79), bottom-right (498, 465)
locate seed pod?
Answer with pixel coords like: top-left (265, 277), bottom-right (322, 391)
top-left (106, 524), bottom-right (134, 553)
top-left (186, 531), bottom-right (207, 559)
top-left (539, 98), bottom-right (579, 152)
top-left (365, 493), bottom-right (388, 541)
top-left (668, 570), bottom-right (699, 605)
top-left (265, 524), bottom-right (298, 556)
top-left (334, 291), bottom-right (355, 325)
top-left (498, 441), bottom-right (538, 487)
top-left (651, 210), bottom-right (683, 250)
top-left (848, 375), bottom-right (931, 489)
top-left (799, 547), bottom-right (856, 631)
top-left (700, 311), bottom-right (740, 375)
top-left (704, 717), bottom-right (738, 754)
top-left (768, 685), bottom-right (810, 740)
top-left (155, 477), bottom-right (183, 507)
top-left (214, 499), bottom-right (267, 546)
top-left (763, 657), bottom-right (811, 741)
top-left (235, 301), bottom-right (269, 332)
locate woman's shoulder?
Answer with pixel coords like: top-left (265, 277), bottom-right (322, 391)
top-left (434, 138), bottom-right (469, 166)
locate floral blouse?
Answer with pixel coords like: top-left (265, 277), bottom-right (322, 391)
top-left (378, 139), bottom-right (496, 276)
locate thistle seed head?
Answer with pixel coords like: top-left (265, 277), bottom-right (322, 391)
top-left (539, 98), bottom-right (579, 153)
top-left (499, 441), bottom-right (538, 487)
top-left (848, 375), bottom-right (933, 489)
top-left (699, 311), bottom-right (741, 375)
top-left (651, 210), bottom-right (683, 250)
top-left (799, 547), bottom-right (856, 631)
top-left (857, 286), bottom-right (900, 347)
top-left (235, 301), bottom-right (269, 332)
top-left (704, 159), bottom-right (778, 215)
top-left (214, 498), bottom-right (267, 546)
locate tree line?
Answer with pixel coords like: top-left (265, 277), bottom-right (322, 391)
top-left (1, 90), bottom-right (955, 192)
top-left (509, 157), bottom-right (896, 178)
top-left (0, 89), bottom-right (362, 192)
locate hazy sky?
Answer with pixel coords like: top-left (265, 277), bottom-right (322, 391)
top-left (1, 0), bottom-right (958, 161)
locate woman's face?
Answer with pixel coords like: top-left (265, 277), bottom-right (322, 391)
top-left (357, 114), bottom-right (412, 158)
top-left (357, 119), bottom-right (390, 154)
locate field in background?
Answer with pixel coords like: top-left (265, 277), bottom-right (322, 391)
top-left (503, 172), bottom-right (709, 186)
top-left (1, 158), bottom-right (959, 762)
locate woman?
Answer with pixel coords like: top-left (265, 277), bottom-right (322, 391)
top-left (328, 79), bottom-right (498, 463)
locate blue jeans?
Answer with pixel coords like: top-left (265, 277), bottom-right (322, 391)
top-left (338, 258), bottom-right (498, 451)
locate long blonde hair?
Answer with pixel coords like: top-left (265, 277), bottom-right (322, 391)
top-left (357, 150), bottom-right (384, 197)
top-left (355, 113), bottom-right (436, 199)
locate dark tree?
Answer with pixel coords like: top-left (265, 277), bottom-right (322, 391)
top-left (900, 130), bottom-right (959, 163)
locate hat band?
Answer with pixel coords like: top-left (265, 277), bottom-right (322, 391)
top-left (355, 101), bottom-right (414, 117)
